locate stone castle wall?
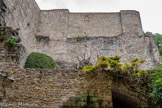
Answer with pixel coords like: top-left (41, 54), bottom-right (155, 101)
top-left (0, 41), bottom-right (148, 107)
top-left (2, 0), bottom-right (40, 57)
top-left (67, 12), bottom-right (122, 38)
top-left (0, 69), bottom-right (113, 108)
top-left (1, 0), bottom-right (160, 69)
top-left (0, 41), bottom-right (113, 107)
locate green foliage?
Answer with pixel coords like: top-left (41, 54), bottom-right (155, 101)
top-left (83, 56), bottom-right (147, 78)
top-left (25, 52), bottom-right (57, 69)
top-left (76, 35), bottom-right (84, 41)
top-left (94, 56), bottom-right (121, 71)
top-left (136, 70), bottom-right (147, 78)
top-left (82, 66), bottom-right (95, 73)
top-left (159, 47), bottom-right (162, 56)
top-left (148, 64), bottom-right (162, 105)
top-left (160, 56), bottom-right (162, 59)
top-left (95, 61), bottom-right (109, 69)
top-left (155, 33), bottom-right (162, 49)
top-left (6, 38), bottom-right (17, 47)
top-left (155, 34), bottom-right (162, 56)
top-left (122, 63), bottom-right (132, 72)
top-left (143, 32), bottom-right (147, 37)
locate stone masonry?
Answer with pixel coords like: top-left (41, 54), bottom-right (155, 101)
top-left (0, 40), bottom-right (114, 107)
top-left (0, 0), bottom-right (156, 107)
top-left (0, 41), bottom-right (148, 107)
top-left (0, 0), bottom-right (160, 69)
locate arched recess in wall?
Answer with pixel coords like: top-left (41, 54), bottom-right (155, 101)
top-left (112, 90), bottom-right (141, 108)
top-left (112, 82), bottom-right (149, 108)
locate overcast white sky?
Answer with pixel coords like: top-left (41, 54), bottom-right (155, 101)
top-left (35, 0), bottom-right (162, 34)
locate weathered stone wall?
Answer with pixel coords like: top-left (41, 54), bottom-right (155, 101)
top-left (0, 42), bottom-right (26, 72)
top-left (0, 38), bottom-right (149, 108)
top-left (68, 13), bottom-right (122, 38)
top-left (3, 0), bottom-right (40, 55)
top-left (0, 42), bottom-right (113, 107)
top-left (37, 10), bottom-right (69, 40)
top-left (2, 0), bottom-right (160, 69)
top-left (120, 10), bottom-right (143, 36)
top-left (66, 32), bottom-right (159, 69)
top-left (35, 9), bottom-right (160, 69)
top-left (0, 0), bottom-right (7, 26)
top-left (0, 69), bottom-right (113, 108)
top-left (0, 39), bottom-right (112, 108)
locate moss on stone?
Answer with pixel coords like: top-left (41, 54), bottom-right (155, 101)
top-left (25, 52), bottom-right (57, 69)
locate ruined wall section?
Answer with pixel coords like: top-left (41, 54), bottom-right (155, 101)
top-left (3, 0), bottom-right (40, 54)
top-left (66, 34), bottom-right (159, 69)
top-left (35, 10), bottom-right (160, 69)
top-left (68, 13), bottom-right (122, 38)
top-left (35, 10), bottom-right (69, 64)
top-left (120, 10), bottom-right (143, 36)
top-left (37, 9), bottom-right (69, 39)
top-left (1, 0), bottom-right (159, 70)
top-left (0, 0), bottom-right (7, 26)
top-left (143, 33), bottom-right (160, 68)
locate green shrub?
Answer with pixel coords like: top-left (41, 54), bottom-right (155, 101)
top-left (6, 38), bottom-right (17, 47)
top-left (155, 33), bottom-right (162, 49)
top-left (25, 52), bottom-right (57, 69)
top-left (159, 47), bottom-right (162, 56)
top-left (83, 56), bottom-right (146, 78)
top-left (148, 64), bottom-right (162, 105)
top-left (82, 66), bottom-right (95, 73)
top-left (148, 65), bottom-right (162, 104)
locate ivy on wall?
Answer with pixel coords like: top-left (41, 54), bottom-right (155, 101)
top-left (82, 56), bottom-right (162, 106)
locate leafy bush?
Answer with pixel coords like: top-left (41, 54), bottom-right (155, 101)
top-left (148, 64), bottom-right (162, 105)
top-left (94, 56), bottom-right (122, 71)
top-left (155, 34), bottom-right (162, 49)
top-left (25, 52), bottom-right (57, 69)
top-left (82, 66), bottom-right (95, 73)
top-left (82, 56), bottom-right (146, 78)
top-left (6, 38), bottom-right (17, 47)
top-left (159, 47), bottom-right (162, 56)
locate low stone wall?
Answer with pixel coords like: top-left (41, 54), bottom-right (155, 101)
top-left (0, 68), bottom-right (113, 108)
top-left (0, 32), bottom-right (112, 107)
top-left (0, 36), bottom-right (150, 108)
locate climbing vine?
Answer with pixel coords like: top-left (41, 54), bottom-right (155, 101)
top-left (147, 64), bottom-right (162, 105)
top-left (82, 56), bottom-right (162, 106)
top-left (83, 56), bottom-right (147, 77)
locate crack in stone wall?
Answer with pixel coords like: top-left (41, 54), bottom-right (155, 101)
top-left (0, 0), bottom-right (7, 26)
